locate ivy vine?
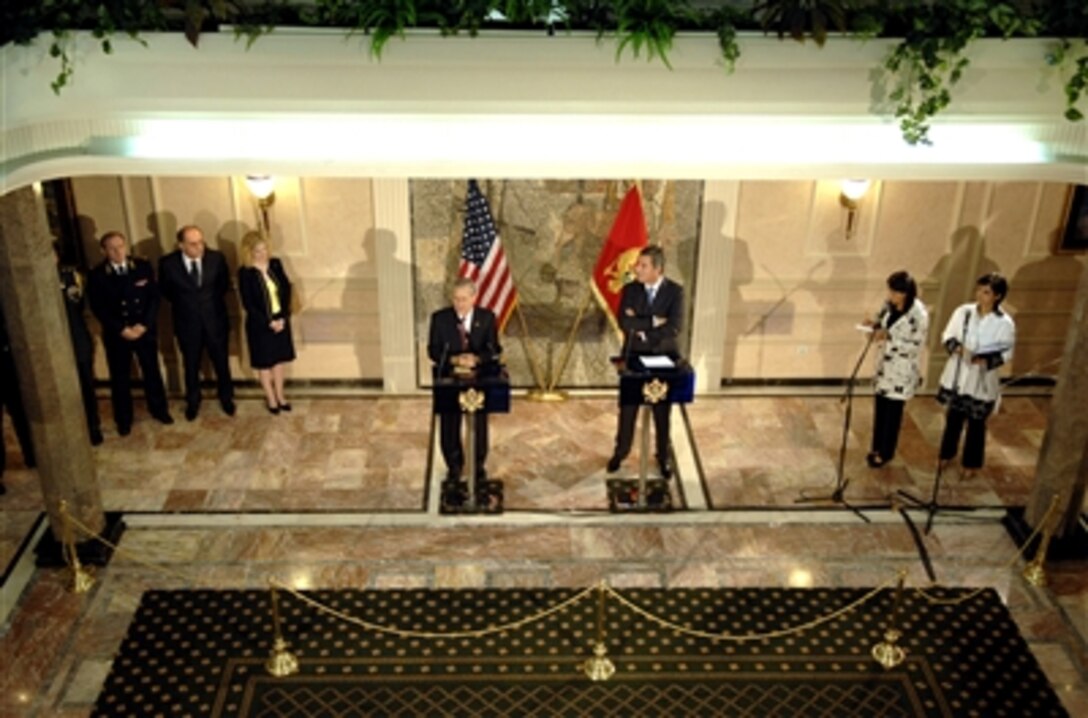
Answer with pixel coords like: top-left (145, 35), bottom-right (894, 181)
top-left (2, 1), bottom-right (1086, 144)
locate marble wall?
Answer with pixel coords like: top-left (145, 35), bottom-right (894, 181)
top-left (411, 180), bottom-right (701, 387)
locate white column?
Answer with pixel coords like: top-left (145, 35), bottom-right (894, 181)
top-left (372, 179), bottom-right (417, 393)
top-left (688, 180), bottom-right (741, 393)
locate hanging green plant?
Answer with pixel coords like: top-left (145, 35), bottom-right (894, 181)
top-left (313, 0), bottom-right (422, 57)
top-left (1046, 39), bottom-right (1088, 122)
top-left (881, 0), bottom-right (1041, 145)
top-left (610, 0), bottom-right (694, 70)
top-left (753, 0), bottom-right (848, 46)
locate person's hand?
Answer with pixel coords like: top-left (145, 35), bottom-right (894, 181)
top-left (970, 355), bottom-right (988, 366)
top-left (861, 317), bottom-right (876, 328)
top-left (270, 319), bottom-right (285, 333)
top-left (637, 330), bottom-right (647, 342)
top-left (652, 316), bottom-right (667, 328)
top-left (624, 307), bottom-right (636, 317)
top-left (121, 325), bottom-right (145, 341)
top-left (872, 328), bottom-right (888, 341)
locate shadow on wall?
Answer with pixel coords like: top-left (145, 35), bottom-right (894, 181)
top-left (141, 212), bottom-right (180, 392)
top-left (920, 226), bottom-right (1000, 389)
top-left (338, 227), bottom-right (387, 384)
top-left (1009, 246), bottom-right (1086, 378)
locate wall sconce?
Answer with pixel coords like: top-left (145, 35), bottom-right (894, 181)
top-left (839, 179), bottom-right (871, 239)
top-left (244, 174), bottom-right (276, 238)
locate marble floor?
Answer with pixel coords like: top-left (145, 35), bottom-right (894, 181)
top-left (0, 393), bottom-right (1084, 717)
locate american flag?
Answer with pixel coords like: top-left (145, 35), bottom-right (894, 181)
top-left (459, 179), bottom-right (517, 331)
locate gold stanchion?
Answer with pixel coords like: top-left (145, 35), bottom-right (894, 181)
top-left (871, 569), bottom-right (907, 669)
top-left (582, 580), bottom-right (615, 681)
top-left (58, 501), bottom-right (95, 594)
top-left (265, 580), bottom-right (299, 677)
top-left (1023, 495), bottom-right (1061, 587)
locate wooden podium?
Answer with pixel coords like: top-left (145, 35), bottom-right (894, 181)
top-left (433, 369), bottom-right (510, 515)
top-left (607, 357), bottom-right (694, 513)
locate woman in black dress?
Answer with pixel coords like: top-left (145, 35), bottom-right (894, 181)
top-left (238, 231), bottom-right (296, 414)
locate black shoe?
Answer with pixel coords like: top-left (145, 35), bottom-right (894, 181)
top-left (184, 405), bottom-right (199, 421)
top-left (266, 403), bottom-right (281, 415)
top-left (221, 399), bottom-right (236, 417)
top-left (153, 412), bottom-right (174, 425)
top-left (118, 424), bottom-right (132, 437)
top-left (89, 427), bottom-right (104, 446)
top-left (607, 456), bottom-right (622, 473)
top-left (658, 459), bottom-right (673, 480)
top-left (278, 402), bottom-right (292, 412)
top-left (0, 481), bottom-right (6, 496)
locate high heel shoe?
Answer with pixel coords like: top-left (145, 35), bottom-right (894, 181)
top-left (278, 402), bottom-right (292, 412)
top-left (266, 404), bottom-right (281, 415)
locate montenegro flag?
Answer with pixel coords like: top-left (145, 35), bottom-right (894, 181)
top-left (591, 185), bottom-right (648, 335)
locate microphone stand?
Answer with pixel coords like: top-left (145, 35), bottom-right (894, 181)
top-left (898, 308), bottom-right (970, 535)
top-left (795, 324), bottom-right (877, 523)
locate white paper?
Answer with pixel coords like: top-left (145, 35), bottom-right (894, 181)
top-left (639, 355), bottom-right (675, 369)
top-left (855, 324), bottom-right (875, 333)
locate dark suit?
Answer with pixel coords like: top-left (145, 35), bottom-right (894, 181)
top-left (158, 249), bottom-right (233, 409)
top-left (238, 259), bottom-right (296, 369)
top-left (87, 257), bottom-right (170, 430)
top-left (0, 303), bottom-right (36, 477)
top-left (427, 306), bottom-right (501, 480)
top-left (613, 277), bottom-right (684, 467)
top-left (59, 265), bottom-right (101, 436)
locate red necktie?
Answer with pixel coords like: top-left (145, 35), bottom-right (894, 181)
top-left (458, 318), bottom-right (469, 350)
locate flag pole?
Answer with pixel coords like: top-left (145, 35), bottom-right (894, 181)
top-left (512, 303), bottom-right (558, 400)
top-left (546, 291), bottom-right (593, 394)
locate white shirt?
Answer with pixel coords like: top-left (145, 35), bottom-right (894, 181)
top-left (938, 303), bottom-right (1016, 403)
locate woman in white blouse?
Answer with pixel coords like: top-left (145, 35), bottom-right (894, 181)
top-left (937, 273), bottom-right (1015, 477)
top-left (867, 271), bottom-right (929, 468)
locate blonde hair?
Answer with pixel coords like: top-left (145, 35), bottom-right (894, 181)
top-left (240, 231), bottom-right (268, 267)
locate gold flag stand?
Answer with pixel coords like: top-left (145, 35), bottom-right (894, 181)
top-left (517, 303), bottom-right (565, 402)
top-left (58, 501), bottom-right (95, 594)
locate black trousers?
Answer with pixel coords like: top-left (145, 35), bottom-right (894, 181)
top-left (939, 406), bottom-right (987, 469)
top-left (870, 396), bottom-right (905, 461)
top-left (179, 326), bottom-right (233, 408)
top-left (439, 412), bottom-right (489, 480)
top-left (0, 375), bottom-right (35, 476)
top-left (104, 334), bottom-right (169, 429)
top-left (75, 357), bottom-right (101, 434)
top-left (613, 402), bottom-right (671, 464)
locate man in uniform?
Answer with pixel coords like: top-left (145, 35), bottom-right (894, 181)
top-left (87, 231), bottom-right (173, 436)
top-left (55, 242), bottom-right (103, 445)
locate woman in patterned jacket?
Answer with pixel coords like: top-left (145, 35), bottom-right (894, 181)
top-left (866, 271), bottom-right (929, 468)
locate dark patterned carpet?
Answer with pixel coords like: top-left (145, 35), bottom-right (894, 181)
top-left (93, 587), bottom-right (1067, 717)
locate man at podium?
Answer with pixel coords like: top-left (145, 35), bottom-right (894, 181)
top-left (607, 245), bottom-right (684, 479)
top-left (427, 278), bottom-right (502, 485)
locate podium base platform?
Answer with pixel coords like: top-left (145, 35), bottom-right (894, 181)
top-left (440, 479), bottom-right (504, 515)
top-left (606, 478), bottom-right (673, 513)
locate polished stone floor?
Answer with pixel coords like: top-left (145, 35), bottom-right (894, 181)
top-left (0, 394), bottom-right (1084, 717)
